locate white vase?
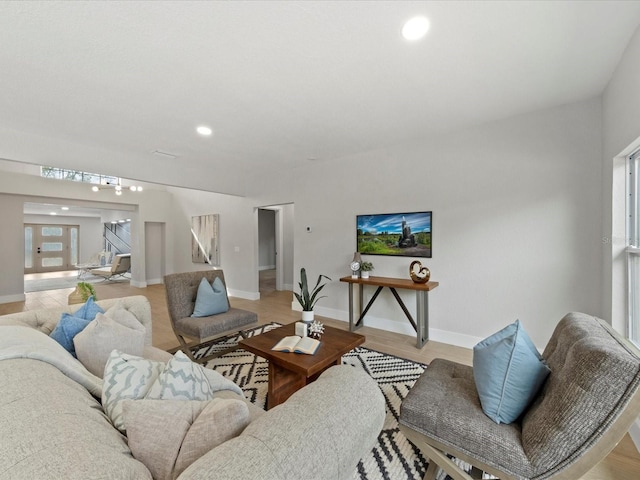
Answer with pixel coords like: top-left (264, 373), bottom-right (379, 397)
top-left (361, 271), bottom-right (370, 279)
top-left (302, 310), bottom-right (314, 322)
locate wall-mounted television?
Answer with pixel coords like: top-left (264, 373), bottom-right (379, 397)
top-left (357, 211), bottom-right (432, 257)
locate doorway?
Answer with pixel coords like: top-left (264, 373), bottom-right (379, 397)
top-left (24, 224), bottom-right (79, 274)
top-left (257, 204), bottom-right (294, 295)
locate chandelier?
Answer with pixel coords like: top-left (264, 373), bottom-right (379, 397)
top-left (91, 181), bottom-right (143, 196)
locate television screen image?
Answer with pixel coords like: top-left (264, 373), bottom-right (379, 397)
top-left (357, 211), bottom-right (432, 257)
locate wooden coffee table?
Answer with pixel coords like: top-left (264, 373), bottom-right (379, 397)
top-left (239, 322), bottom-right (365, 409)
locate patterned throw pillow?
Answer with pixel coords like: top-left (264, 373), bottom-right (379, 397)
top-left (123, 398), bottom-right (250, 480)
top-left (102, 350), bottom-right (165, 432)
top-left (145, 350), bottom-right (214, 400)
top-left (102, 350), bottom-right (217, 433)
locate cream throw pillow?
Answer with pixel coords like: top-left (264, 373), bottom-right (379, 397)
top-left (123, 398), bottom-right (250, 480)
top-left (74, 303), bottom-right (146, 377)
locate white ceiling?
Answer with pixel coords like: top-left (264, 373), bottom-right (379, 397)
top-left (1, 1), bottom-right (640, 196)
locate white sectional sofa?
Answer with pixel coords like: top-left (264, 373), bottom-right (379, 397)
top-left (0, 295), bottom-right (385, 480)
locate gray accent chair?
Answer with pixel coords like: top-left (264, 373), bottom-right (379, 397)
top-left (164, 270), bottom-right (258, 363)
top-left (399, 312), bottom-right (640, 480)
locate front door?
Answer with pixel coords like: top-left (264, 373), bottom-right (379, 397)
top-left (24, 224), bottom-right (79, 274)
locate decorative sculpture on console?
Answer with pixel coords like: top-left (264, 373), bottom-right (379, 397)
top-left (409, 260), bottom-right (430, 284)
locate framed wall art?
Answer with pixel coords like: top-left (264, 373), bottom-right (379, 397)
top-left (191, 214), bottom-right (220, 265)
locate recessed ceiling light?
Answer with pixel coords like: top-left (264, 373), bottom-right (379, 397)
top-left (49, 212), bottom-right (57, 216)
top-left (197, 125), bottom-right (213, 136)
top-left (61, 206), bottom-right (69, 210)
top-left (402, 16), bottom-right (430, 41)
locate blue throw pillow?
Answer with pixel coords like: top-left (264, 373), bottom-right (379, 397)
top-left (473, 320), bottom-right (551, 424)
top-left (50, 313), bottom-right (92, 357)
top-left (191, 277), bottom-right (230, 317)
top-left (73, 296), bottom-right (104, 320)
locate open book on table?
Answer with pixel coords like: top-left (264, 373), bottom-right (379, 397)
top-left (272, 335), bottom-right (320, 355)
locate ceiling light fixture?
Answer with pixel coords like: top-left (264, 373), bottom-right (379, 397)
top-left (61, 206), bottom-right (69, 210)
top-left (91, 180), bottom-right (143, 195)
top-left (402, 16), bottom-right (430, 41)
top-left (197, 125), bottom-right (213, 136)
top-left (49, 212), bottom-right (57, 216)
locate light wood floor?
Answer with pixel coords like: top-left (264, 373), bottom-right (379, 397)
top-left (2, 271), bottom-right (639, 479)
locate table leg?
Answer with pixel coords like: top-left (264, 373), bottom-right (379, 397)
top-left (267, 362), bottom-right (306, 410)
top-left (348, 283), bottom-right (354, 331)
top-left (416, 290), bottom-right (429, 348)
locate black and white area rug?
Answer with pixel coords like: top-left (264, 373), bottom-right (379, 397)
top-left (192, 324), bottom-right (489, 480)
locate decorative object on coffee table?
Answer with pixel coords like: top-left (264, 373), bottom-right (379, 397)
top-left (308, 320), bottom-right (325, 340)
top-left (294, 267), bottom-right (331, 323)
top-left (68, 281), bottom-right (97, 305)
top-left (409, 260), bottom-right (430, 284)
top-left (360, 261), bottom-right (374, 279)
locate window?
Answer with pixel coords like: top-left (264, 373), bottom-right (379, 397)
top-left (627, 151), bottom-right (640, 346)
top-left (40, 167), bottom-right (118, 186)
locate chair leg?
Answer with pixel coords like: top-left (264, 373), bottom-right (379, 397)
top-left (173, 330), bottom-right (251, 364)
top-left (424, 460), bottom-right (439, 480)
top-left (176, 334), bottom-right (198, 362)
top-left (400, 424), bottom-right (474, 480)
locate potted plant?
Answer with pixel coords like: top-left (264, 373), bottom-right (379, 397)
top-left (360, 261), bottom-right (374, 279)
top-left (68, 281), bottom-right (97, 305)
top-left (294, 267), bottom-right (331, 322)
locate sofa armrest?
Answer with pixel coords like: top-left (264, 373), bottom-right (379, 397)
top-left (177, 365), bottom-right (385, 480)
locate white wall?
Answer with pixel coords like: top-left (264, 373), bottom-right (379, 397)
top-left (145, 222), bottom-right (165, 285)
top-left (166, 187), bottom-right (258, 299)
top-left (0, 194), bottom-right (27, 303)
top-left (601, 22), bottom-right (640, 452)
top-left (282, 203), bottom-right (295, 290)
top-left (248, 98), bottom-right (603, 349)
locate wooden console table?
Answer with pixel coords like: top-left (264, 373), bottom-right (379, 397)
top-left (339, 275), bottom-right (439, 348)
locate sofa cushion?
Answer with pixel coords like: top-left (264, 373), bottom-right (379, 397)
top-left (0, 358), bottom-right (151, 479)
top-left (473, 320), bottom-right (550, 424)
top-left (191, 277), bottom-right (230, 317)
top-left (74, 303), bottom-right (146, 377)
top-left (123, 398), bottom-right (250, 480)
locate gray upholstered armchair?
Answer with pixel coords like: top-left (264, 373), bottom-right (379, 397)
top-left (399, 313), bottom-right (640, 480)
top-left (164, 270), bottom-right (258, 363)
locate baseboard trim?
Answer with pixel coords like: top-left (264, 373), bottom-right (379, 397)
top-left (630, 419), bottom-right (640, 453)
top-left (145, 278), bottom-right (163, 286)
top-left (0, 293), bottom-right (26, 304)
top-left (259, 265), bottom-right (276, 271)
top-left (308, 305), bottom-right (483, 349)
top-left (229, 289), bottom-right (260, 301)
top-left (130, 280), bottom-right (147, 288)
